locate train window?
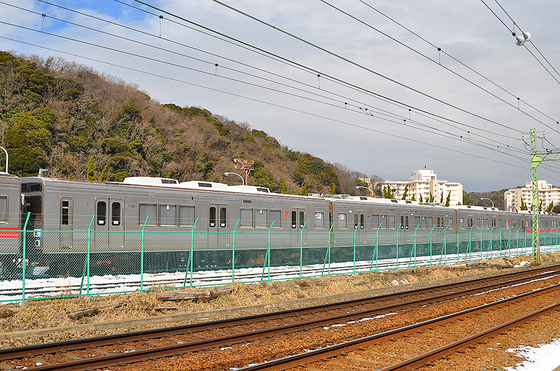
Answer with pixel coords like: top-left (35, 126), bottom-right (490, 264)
top-left (255, 209), bottom-right (267, 228)
top-left (387, 215), bottom-right (396, 229)
top-left (291, 211), bottom-right (297, 229)
top-left (241, 208), bottom-right (253, 227)
top-left (97, 201), bottom-right (106, 226)
top-left (270, 210), bottom-right (281, 228)
top-left (427, 217), bottom-right (433, 229)
top-left (0, 196), bottom-right (7, 223)
top-left (448, 218), bottom-right (454, 229)
top-left (354, 214), bottom-right (359, 229)
top-left (414, 216), bottom-right (421, 228)
top-left (61, 200), bottom-right (69, 225)
top-left (179, 206), bottom-right (196, 227)
top-left (315, 212), bottom-right (325, 228)
top-left (360, 214), bottom-right (365, 229)
top-left (338, 213), bottom-right (347, 228)
top-left (21, 183), bottom-right (42, 193)
top-left (371, 214), bottom-right (379, 229)
top-left (209, 207), bottom-right (216, 228)
top-left (112, 202), bottom-right (121, 226)
top-left (380, 215), bottom-right (387, 229)
top-left (220, 207), bottom-right (227, 228)
top-left (159, 204), bottom-right (177, 226)
top-left (299, 211), bottom-right (305, 229)
top-left (139, 203), bottom-right (157, 226)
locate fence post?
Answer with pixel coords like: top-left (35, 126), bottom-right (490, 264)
top-left (183, 218), bottom-right (198, 288)
top-left (396, 224), bottom-right (402, 269)
top-left (21, 212), bottom-right (30, 302)
top-left (468, 227), bottom-right (473, 261)
top-left (79, 215), bottom-right (95, 297)
top-left (439, 225), bottom-right (449, 265)
top-left (353, 222), bottom-right (360, 274)
top-left (408, 225), bottom-right (420, 268)
top-left (267, 220), bottom-right (275, 281)
top-left (369, 224), bottom-right (382, 271)
top-left (301, 221), bottom-right (309, 278)
top-left (232, 219), bottom-right (240, 284)
top-left (429, 225), bottom-right (435, 265)
top-left (488, 226), bottom-right (495, 259)
top-left (140, 216), bottom-right (149, 292)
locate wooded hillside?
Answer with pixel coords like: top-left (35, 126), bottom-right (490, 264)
top-left (0, 51), bottom-right (373, 195)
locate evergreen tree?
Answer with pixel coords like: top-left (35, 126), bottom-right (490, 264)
top-left (301, 180), bottom-right (309, 196)
top-left (402, 185), bottom-right (408, 200)
top-left (99, 162), bottom-right (109, 182)
top-left (281, 178), bottom-right (286, 194)
top-left (445, 191), bottom-right (451, 207)
top-left (87, 157), bottom-right (95, 181)
top-left (520, 198), bottom-right (528, 211)
top-left (331, 182), bottom-right (336, 195)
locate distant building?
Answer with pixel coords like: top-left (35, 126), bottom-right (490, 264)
top-left (504, 180), bottom-right (560, 212)
top-left (361, 169), bottom-right (463, 206)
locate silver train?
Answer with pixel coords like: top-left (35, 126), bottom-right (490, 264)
top-left (0, 172), bottom-right (558, 277)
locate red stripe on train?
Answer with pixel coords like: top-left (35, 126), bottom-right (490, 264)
top-left (0, 228), bottom-right (19, 238)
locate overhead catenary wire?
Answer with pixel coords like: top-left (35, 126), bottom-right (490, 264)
top-left (29, 0), bottom-right (522, 142)
top-left (0, 34), bottom-right (530, 174)
top-left (204, 0), bottom-right (523, 135)
top-left (3, 1), bottom-right (559, 182)
top-left (493, 0), bottom-right (560, 80)
top-left (354, 0), bottom-right (560, 132)
top-left (480, 0), bottom-right (560, 86)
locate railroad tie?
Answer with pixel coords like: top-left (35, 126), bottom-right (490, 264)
top-left (62, 352), bottom-right (82, 361)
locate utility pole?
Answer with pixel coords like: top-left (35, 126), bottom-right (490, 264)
top-left (525, 128), bottom-right (560, 264)
top-left (529, 128), bottom-right (542, 264)
top-left (234, 158), bottom-right (254, 186)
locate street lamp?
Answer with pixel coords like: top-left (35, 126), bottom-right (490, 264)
top-left (224, 172), bottom-right (244, 185)
top-left (356, 185), bottom-right (373, 197)
top-left (480, 197), bottom-right (495, 209)
top-left (0, 146), bottom-right (8, 174)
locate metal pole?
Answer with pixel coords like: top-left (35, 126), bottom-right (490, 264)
top-left (0, 146), bottom-right (8, 174)
top-left (530, 128), bottom-right (541, 264)
top-left (232, 219), bottom-right (239, 283)
top-left (21, 212), bottom-right (30, 302)
top-left (140, 216), bottom-right (149, 292)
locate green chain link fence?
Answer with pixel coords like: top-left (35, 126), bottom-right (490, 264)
top-left (0, 217), bottom-right (558, 303)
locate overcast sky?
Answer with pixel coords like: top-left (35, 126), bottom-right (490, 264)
top-left (1, 0), bottom-right (560, 192)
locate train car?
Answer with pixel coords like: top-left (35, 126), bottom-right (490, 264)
top-left (0, 173), bottom-right (21, 277)
top-left (10, 174), bottom-right (560, 278)
top-left (328, 196), bottom-right (456, 263)
top-left (20, 176), bottom-right (332, 275)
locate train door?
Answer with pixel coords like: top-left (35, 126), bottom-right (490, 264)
top-left (290, 208), bottom-right (306, 246)
top-left (208, 204), bottom-right (229, 247)
top-left (59, 197), bottom-right (73, 249)
top-left (353, 211), bottom-right (365, 238)
top-left (94, 198), bottom-right (124, 250)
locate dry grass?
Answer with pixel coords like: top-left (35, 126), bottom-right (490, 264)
top-left (1, 253), bottom-right (559, 335)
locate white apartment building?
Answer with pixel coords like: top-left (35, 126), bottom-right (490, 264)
top-left (504, 180), bottom-right (560, 212)
top-left (362, 169), bottom-right (463, 206)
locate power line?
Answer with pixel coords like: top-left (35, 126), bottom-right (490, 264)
top-left (355, 0), bottom-right (560, 132)
top-left (3, 1), bottom-right (516, 148)
top-left (205, 0), bottom-right (522, 134)
top-left (0, 34), bottom-right (529, 173)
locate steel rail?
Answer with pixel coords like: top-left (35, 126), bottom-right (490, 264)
top-left (236, 283), bottom-right (560, 370)
top-left (378, 302), bottom-right (560, 370)
top-left (2, 265), bottom-right (556, 362)
top-left (2, 266), bottom-right (559, 370)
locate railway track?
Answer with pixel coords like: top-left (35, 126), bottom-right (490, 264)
top-left (241, 281), bottom-right (560, 370)
top-left (1, 265), bottom-right (559, 370)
